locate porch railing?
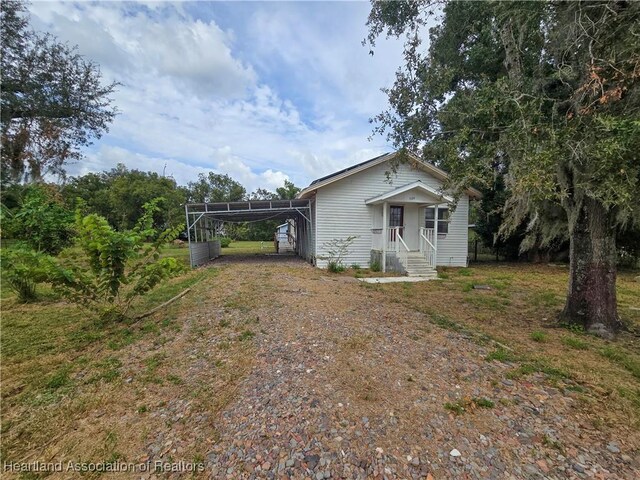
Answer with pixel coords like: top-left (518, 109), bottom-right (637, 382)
top-left (389, 226), bottom-right (410, 267)
top-left (419, 227), bottom-right (436, 268)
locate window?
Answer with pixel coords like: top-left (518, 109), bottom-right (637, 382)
top-left (425, 207), bottom-right (449, 234)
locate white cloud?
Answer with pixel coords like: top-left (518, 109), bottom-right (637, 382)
top-left (26, 1), bottom-right (406, 191)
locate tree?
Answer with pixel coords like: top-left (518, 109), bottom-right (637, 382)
top-left (47, 200), bottom-right (184, 320)
top-left (367, 1), bottom-right (640, 336)
top-left (4, 183), bottom-right (74, 254)
top-left (1, 0), bottom-right (118, 183)
top-left (276, 180), bottom-right (301, 200)
top-left (187, 172), bottom-right (246, 203)
top-left (62, 164), bottom-right (188, 230)
top-left (249, 188), bottom-right (278, 201)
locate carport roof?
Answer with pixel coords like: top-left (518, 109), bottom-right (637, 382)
top-left (184, 199), bottom-right (311, 223)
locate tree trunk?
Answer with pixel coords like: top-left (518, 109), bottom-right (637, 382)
top-left (560, 198), bottom-right (621, 338)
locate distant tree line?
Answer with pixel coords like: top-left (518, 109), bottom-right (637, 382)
top-left (0, 166), bottom-right (302, 247)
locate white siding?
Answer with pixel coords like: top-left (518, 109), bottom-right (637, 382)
top-left (311, 198), bottom-right (317, 262)
top-left (435, 195), bottom-right (469, 266)
top-left (314, 161), bottom-right (469, 268)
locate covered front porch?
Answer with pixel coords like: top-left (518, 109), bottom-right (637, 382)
top-left (366, 181), bottom-right (452, 274)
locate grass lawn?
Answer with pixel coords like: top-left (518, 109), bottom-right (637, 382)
top-left (220, 240), bottom-right (275, 255)
top-left (377, 263), bottom-right (640, 426)
top-left (160, 240), bottom-right (276, 267)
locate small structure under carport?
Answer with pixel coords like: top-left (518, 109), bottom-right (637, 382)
top-left (184, 199), bottom-right (312, 267)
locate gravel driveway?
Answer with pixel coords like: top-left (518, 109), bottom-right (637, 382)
top-left (179, 256), bottom-right (638, 479)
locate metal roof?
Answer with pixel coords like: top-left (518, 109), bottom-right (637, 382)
top-left (184, 199), bottom-right (310, 223)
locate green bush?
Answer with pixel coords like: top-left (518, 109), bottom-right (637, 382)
top-left (327, 261), bottom-right (346, 273)
top-left (217, 237), bottom-right (231, 248)
top-left (0, 245), bottom-right (50, 302)
top-left (4, 184), bottom-right (74, 255)
top-left (370, 260), bottom-right (382, 272)
top-left (47, 199), bottom-right (184, 320)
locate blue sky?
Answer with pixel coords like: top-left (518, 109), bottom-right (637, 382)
top-left (28, 1), bottom-right (406, 192)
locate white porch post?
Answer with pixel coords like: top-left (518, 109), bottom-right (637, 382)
top-left (434, 204), bottom-right (439, 266)
top-left (382, 201), bottom-right (388, 273)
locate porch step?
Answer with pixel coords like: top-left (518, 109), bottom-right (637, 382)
top-left (399, 252), bottom-right (437, 277)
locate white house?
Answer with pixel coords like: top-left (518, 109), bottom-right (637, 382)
top-left (296, 152), bottom-right (481, 275)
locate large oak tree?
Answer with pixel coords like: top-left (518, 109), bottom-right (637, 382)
top-left (1, 0), bottom-right (118, 183)
top-left (367, 0), bottom-right (640, 336)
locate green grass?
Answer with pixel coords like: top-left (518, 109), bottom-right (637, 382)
top-left (444, 401), bottom-right (465, 415)
top-left (530, 331), bottom-right (547, 343)
top-left (221, 240), bottom-right (275, 255)
top-left (238, 330), bottom-right (255, 341)
top-left (444, 397), bottom-right (494, 415)
top-left (600, 346), bottom-right (640, 379)
top-left (506, 361), bottom-right (569, 381)
top-left (473, 397), bottom-right (495, 408)
top-left (562, 336), bottom-right (589, 350)
top-left (485, 347), bottom-right (518, 363)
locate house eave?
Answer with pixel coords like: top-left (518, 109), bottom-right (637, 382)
top-left (364, 180), bottom-right (454, 205)
top-left (297, 151), bottom-right (482, 200)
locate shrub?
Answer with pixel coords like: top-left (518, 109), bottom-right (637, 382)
top-left (0, 245), bottom-right (50, 302)
top-left (47, 200), bottom-right (184, 320)
top-left (4, 184), bottom-right (74, 255)
top-left (370, 260), bottom-right (381, 272)
top-left (217, 237), bottom-right (232, 248)
top-left (327, 261), bottom-right (345, 273)
top-left (319, 236), bottom-right (357, 273)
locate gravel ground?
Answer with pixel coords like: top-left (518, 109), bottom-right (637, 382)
top-left (155, 256), bottom-right (638, 480)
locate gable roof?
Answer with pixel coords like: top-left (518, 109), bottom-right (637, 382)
top-left (364, 180), bottom-right (454, 205)
top-left (298, 151), bottom-right (482, 199)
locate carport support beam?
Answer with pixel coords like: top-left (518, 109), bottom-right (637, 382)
top-left (185, 204), bottom-right (194, 268)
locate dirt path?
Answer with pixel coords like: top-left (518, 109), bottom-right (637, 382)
top-left (18, 257), bottom-right (637, 479)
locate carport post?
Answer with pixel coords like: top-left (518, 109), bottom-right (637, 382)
top-left (185, 204), bottom-right (193, 268)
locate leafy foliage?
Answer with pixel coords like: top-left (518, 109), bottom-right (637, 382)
top-left (3, 183), bottom-right (74, 254)
top-left (1, 0), bottom-right (118, 182)
top-left (367, 0), bottom-right (640, 333)
top-left (216, 237), bottom-right (232, 248)
top-left (47, 199), bottom-right (184, 320)
top-left (276, 180), bottom-right (301, 200)
top-left (0, 244), bottom-right (49, 302)
top-left (187, 172), bottom-right (246, 203)
top-left (63, 163), bottom-right (188, 230)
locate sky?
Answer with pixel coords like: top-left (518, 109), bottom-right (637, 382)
top-left (27, 1), bottom-right (407, 192)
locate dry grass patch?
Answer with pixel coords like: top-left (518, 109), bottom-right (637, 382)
top-left (385, 263), bottom-right (640, 427)
top-left (1, 264), bottom-right (260, 472)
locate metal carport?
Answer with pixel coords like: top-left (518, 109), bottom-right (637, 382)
top-left (184, 200), bottom-right (312, 267)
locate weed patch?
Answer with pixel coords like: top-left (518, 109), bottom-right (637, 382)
top-left (562, 336), bottom-right (589, 350)
top-left (485, 347), bottom-right (518, 363)
top-left (239, 330), bottom-right (255, 342)
top-left (600, 347), bottom-right (640, 379)
top-left (444, 397), bottom-right (494, 415)
top-left (530, 331), bottom-right (547, 342)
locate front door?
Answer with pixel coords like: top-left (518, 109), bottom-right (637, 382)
top-left (389, 205), bottom-right (404, 240)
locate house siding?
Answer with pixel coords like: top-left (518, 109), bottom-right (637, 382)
top-left (314, 161), bottom-right (469, 268)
